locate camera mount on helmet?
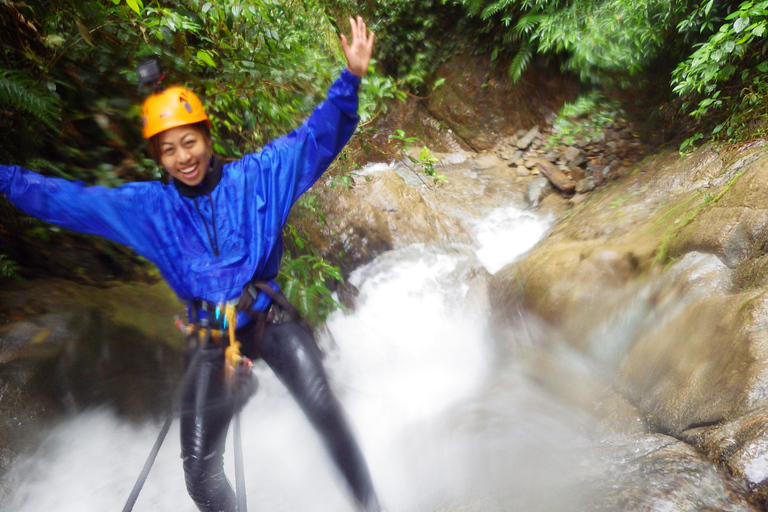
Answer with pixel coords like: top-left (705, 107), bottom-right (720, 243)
top-left (136, 57), bottom-right (164, 92)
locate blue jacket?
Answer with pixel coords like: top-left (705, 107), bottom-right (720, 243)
top-left (0, 70), bottom-right (360, 324)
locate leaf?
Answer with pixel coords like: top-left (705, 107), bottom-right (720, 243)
top-left (0, 69), bottom-right (61, 131)
top-left (76, 20), bottom-right (95, 47)
top-left (196, 50), bottom-right (217, 68)
top-left (734, 16), bottom-right (750, 33)
top-left (126, 0), bottom-right (143, 15)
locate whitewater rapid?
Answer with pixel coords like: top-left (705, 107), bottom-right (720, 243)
top-left (4, 203), bottom-right (588, 512)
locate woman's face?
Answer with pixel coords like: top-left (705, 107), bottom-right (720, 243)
top-left (158, 125), bottom-right (213, 186)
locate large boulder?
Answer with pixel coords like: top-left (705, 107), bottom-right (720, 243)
top-left (0, 279), bottom-right (185, 479)
top-left (302, 168), bottom-right (470, 276)
top-left (489, 141), bottom-right (768, 508)
top-left (591, 434), bottom-right (756, 512)
top-left (669, 144), bottom-right (768, 270)
top-left (619, 290), bottom-right (768, 435)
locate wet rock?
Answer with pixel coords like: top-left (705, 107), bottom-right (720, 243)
top-left (525, 177), bottom-right (552, 207)
top-left (570, 154), bottom-right (588, 168)
top-left (682, 404), bottom-right (768, 508)
top-left (668, 150), bottom-right (768, 269)
top-left (0, 279), bottom-right (187, 478)
top-left (335, 281), bottom-right (360, 311)
top-left (424, 54), bottom-right (578, 150)
top-left (594, 165), bottom-right (609, 184)
top-left (472, 153), bottom-right (506, 170)
top-left (531, 158), bottom-right (576, 194)
top-left (619, 291), bottom-right (761, 436)
top-left (489, 237), bottom-right (658, 327)
top-left (569, 167), bottom-right (587, 182)
top-left (576, 177), bottom-right (595, 194)
top-left (515, 165), bottom-right (530, 177)
top-left (309, 169), bottom-right (470, 275)
top-left (563, 146), bottom-right (581, 163)
top-left (500, 149), bottom-right (522, 163)
top-left (591, 434), bottom-right (756, 512)
top-left (516, 126), bottom-right (540, 149)
top-left (569, 193), bottom-right (589, 206)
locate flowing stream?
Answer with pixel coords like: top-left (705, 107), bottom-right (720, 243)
top-left (4, 186), bottom-right (612, 512)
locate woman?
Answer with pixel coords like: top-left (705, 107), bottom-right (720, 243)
top-left (0, 16), bottom-right (382, 512)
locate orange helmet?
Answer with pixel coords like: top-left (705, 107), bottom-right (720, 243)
top-left (140, 86), bottom-right (211, 139)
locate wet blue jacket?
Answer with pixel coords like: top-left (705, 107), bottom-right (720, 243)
top-left (0, 70), bottom-right (360, 323)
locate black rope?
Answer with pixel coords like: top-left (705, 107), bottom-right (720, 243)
top-left (233, 412), bottom-right (247, 512)
top-left (122, 319), bottom-right (251, 512)
top-left (121, 329), bottom-right (208, 512)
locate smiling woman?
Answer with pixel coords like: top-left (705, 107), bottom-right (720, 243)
top-left (0, 15), bottom-right (383, 512)
top-left (155, 124), bottom-right (213, 187)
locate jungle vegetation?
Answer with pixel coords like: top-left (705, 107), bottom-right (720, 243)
top-left (1, 0), bottom-right (767, 320)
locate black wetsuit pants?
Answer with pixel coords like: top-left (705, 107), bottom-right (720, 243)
top-left (180, 319), bottom-right (381, 512)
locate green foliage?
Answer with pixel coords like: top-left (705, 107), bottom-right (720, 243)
top-left (0, 69), bottom-right (61, 131)
top-left (328, 172), bottom-right (372, 189)
top-left (0, 254), bottom-right (19, 279)
top-left (672, 0), bottom-right (768, 144)
top-left (324, 0), bottom-right (465, 90)
top-left (679, 132), bottom-right (705, 155)
top-left (279, 195), bottom-right (344, 325)
top-left (389, 129), bottom-right (447, 185)
top-left (673, 0), bottom-right (768, 103)
top-left (279, 253), bottom-right (344, 326)
top-left (358, 68), bottom-right (407, 124)
top-left (448, 0), bottom-right (768, 146)
top-left (124, 0), bottom-right (346, 157)
top-left (451, 0), bottom-right (692, 84)
top-left (0, 0), bottom-right (363, 177)
top-left (547, 91), bottom-right (624, 147)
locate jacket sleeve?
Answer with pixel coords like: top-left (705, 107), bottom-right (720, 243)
top-left (239, 68), bottom-right (361, 224)
top-left (0, 165), bottom-right (157, 249)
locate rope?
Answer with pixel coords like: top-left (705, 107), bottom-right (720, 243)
top-left (122, 304), bottom-right (250, 512)
top-left (225, 303), bottom-right (248, 512)
top-left (233, 412), bottom-right (247, 512)
top-left (224, 304), bottom-right (242, 379)
top-left (122, 327), bottom-right (208, 512)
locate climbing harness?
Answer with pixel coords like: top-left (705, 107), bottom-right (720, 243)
top-left (237, 279), bottom-right (321, 354)
top-left (122, 279), bottom-right (317, 512)
top-left (122, 303), bottom-right (253, 512)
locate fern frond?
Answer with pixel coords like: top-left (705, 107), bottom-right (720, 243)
top-left (508, 44), bottom-right (534, 83)
top-left (480, 0), bottom-right (513, 20)
top-left (463, 0), bottom-right (489, 16)
top-left (515, 13), bottom-right (547, 35)
top-left (0, 69), bottom-right (61, 131)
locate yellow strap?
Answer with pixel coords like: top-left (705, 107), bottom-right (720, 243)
top-left (224, 303), bottom-right (242, 374)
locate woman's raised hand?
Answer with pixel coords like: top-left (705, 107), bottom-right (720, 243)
top-left (341, 16), bottom-right (375, 78)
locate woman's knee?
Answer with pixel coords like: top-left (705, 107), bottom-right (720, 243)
top-left (182, 452), bottom-right (235, 511)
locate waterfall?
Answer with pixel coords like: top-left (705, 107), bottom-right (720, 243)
top-left (4, 200), bottom-right (604, 512)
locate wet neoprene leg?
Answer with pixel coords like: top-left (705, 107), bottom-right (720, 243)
top-left (180, 346), bottom-right (238, 512)
top-left (258, 320), bottom-right (382, 512)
